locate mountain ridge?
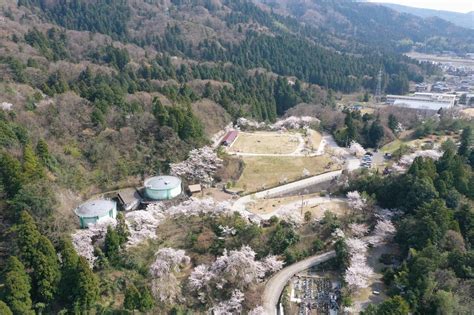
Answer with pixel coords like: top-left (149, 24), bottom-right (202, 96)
top-left (375, 2), bottom-right (474, 29)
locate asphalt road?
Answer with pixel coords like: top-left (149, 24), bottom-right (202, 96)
top-left (262, 251), bottom-right (336, 315)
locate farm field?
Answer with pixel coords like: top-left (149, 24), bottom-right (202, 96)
top-left (235, 155), bottom-right (339, 193)
top-left (229, 131), bottom-right (301, 155)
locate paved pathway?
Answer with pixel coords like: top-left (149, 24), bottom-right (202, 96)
top-left (254, 170), bottom-right (342, 199)
top-left (231, 170), bottom-right (342, 212)
top-left (262, 251), bottom-right (336, 315)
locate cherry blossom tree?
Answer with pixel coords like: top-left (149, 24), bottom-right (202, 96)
top-left (347, 191), bottom-right (367, 212)
top-left (331, 228), bottom-right (345, 240)
top-left (71, 217), bottom-right (116, 266)
top-left (188, 246), bottom-right (283, 305)
top-left (237, 117), bottom-right (266, 130)
top-left (170, 146), bottom-right (223, 187)
top-left (395, 149), bottom-right (442, 170)
top-left (349, 141), bottom-right (366, 157)
top-left (272, 116), bottom-right (320, 130)
top-left (149, 248), bottom-right (190, 303)
top-left (369, 219), bottom-right (396, 246)
top-left (219, 225), bottom-right (237, 237)
top-left (344, 238), bottom-right (374, 291)
top-left (210, 289), bottom-right (245, 314)
top-left (125, 210), bottom-right (165, 246)
top-left (349, 223), bottom-right (369, 237)
top-left (249, 306), bottom-right (265, 315)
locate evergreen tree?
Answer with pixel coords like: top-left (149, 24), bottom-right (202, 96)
top-left (152, 97), bottom-right (169, 126)
top-left (104, 226), bottom-right (121, 265)
top-left (363, 91), bottom-right (370, 102)
top-left (3, 257), bottom-right (33, 315)
top-left (0, 152), bottom-right (24, 198)
top-left (73, 257), bottom-right (99, 312)
top-left (36, 139), bottom-right (52, 167)
top-left (31, 236), bottom-right (60, 305)
top-left (22, 143), bottom-right (43, 180)
top-left (138, 286), bottom-right (154, 312)
top-left (362, 295), bottom-right (409, 314)
top-left (334, 239), bottom-right (350, 270)
top-left (14, 211), bottom-right (41, 269)
top-left (123, 284), bottom-right (141, 311)
top-left (368, 120), bottom-right (384, 148)
top-left (388, 114), bottom-right (399, 135)
top-left (458, 127), bottom-right (472, 157)
top-left (116, 212), bottom-right (130, 246)
top-left (58, 238), bottom-right (79, 304)
top-left (93, 246), bottom-right (109, 270)
top-left (0, 301), bottom-right (13, 315)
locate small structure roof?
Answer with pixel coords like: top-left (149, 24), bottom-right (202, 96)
top-left (188, 184), bottom-right (202, 194)
top-left (74, 199), bottom-right (115, 218)
top-left (222, 130), bottom-right (238, 144)
top-left (144, 176), bottom-right (181, 190)
top-left (117, 188), bottom-right (141, 211)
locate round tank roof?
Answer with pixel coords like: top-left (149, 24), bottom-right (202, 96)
top-left (74, 199), bottom-right (115, 218)
top-left (144, 176), bottom-right (181, 190)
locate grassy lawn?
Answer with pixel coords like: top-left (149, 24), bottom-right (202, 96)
top-left (380, 139), bottom-right (403, 153)
top-left (235, 155), bottom-right (339, 193)
top-left (249, 194), bottom-right (350, 219)
top-left (381, 134), bottom-right (459, 153)
top-left (461, 108), bottom-right (474, 118)
top-left (230, 131), bottom-right (300, 154)
top-left (309, 130), bottom-right (322, 150)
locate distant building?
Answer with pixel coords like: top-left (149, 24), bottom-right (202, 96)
top-left (415, 83), bottom-right (428, 92)
top-left (74, 199), bottom-right (117, 228)
top-left (144, 176), bottom-right (182, 200)
top-left (221, 130), bottom-right (238, 146)
top-left (386, 93), bottom-right (456, 111)
top-left (431, 82), bottom-right (450, 93)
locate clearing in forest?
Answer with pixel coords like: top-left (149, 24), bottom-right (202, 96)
top-left (229, 131), bottom-right (302, 155)
top-left (249, 194), bottom-right (350, 219)
top-left (235, 155), bottom-right (338, 193)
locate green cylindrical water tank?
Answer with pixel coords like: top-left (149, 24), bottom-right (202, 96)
top-left (74, 199), bottom-right (117, 228)
top-left (144, 176), bottom-right (182, 200)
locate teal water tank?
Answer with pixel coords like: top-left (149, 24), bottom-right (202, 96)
top-left (144, 176), bottom-right (182, 200)
top-left (74, 199), bottom-right (117, 228)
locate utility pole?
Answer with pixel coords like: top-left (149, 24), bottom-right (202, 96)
top-left (375, 67), bottom-right (383, 103)
top-left (301, 194), bottom-right (304, 216)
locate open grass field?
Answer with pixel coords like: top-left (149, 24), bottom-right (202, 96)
top-left (249, 194), bottom-right (350, 219)
top-left (235, 155), bottom-right (338, 192)
top-left (308, 130), bottom-right (322, 150)
top-left (229, 131), bottom-right (301, 155)
top-left (461, 108), bottom-right (474, 118)
top-left (381, 134), bottom-right (459, 153)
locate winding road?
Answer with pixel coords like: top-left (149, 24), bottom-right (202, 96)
top-left (262, 251), bottom-right (336, 315)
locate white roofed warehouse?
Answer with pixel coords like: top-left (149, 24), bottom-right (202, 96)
top-left (144, 176), bottom-right (182, 200)
top-left (74, 199), bottom-right (117, 228)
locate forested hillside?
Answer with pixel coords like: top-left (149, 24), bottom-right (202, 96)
top-left (0, 0), bottom-right (471, 313)
top-left (379, 3), bottom-right (474, 30)
top-left (352, 138), bottom-right (474, 314)
top-left (257, 0), bottom-right (474, 53)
